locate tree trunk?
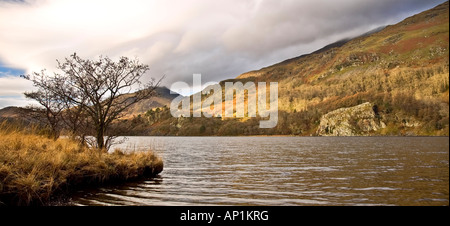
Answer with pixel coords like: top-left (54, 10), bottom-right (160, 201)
top-left (96, 126), bottom-right (105, 150)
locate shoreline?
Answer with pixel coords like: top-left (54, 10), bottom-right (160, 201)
top-left (112, 134), bottom-right (450, 138)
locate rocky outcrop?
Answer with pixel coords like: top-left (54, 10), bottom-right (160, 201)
top-left (316, 102), bottom-right (386, 136)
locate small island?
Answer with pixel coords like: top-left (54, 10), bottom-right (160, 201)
top-left (0, 121), bottom-right (163, 206)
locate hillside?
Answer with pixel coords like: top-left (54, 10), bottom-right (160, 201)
top-left (0, 106), bottom-right (27, 118)
top-left (2, 2), bottom-right (449, 137)
top-left (0, 86), bottom-right (180, 134)
top-left (136, 1), bottom-right (448, 136)
top-left (119, 86), bottom-right (180, 118)
top-left (0, 106), bottom-right (41, 126)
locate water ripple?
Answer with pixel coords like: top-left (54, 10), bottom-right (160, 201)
top-left (70, 137), bottom-right (449, 206)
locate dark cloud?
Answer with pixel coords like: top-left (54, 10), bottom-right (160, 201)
top-left (145, 0), bottom-right (448, 91)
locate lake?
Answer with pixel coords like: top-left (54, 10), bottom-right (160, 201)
top-left (70, 136), bottom-right (449, 206)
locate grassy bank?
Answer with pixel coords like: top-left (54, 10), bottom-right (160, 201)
top-left (0, 123), bottom-right (163, 206)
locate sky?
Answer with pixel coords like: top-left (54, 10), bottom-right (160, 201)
top-left (0, 0), bottom-right (447, 108)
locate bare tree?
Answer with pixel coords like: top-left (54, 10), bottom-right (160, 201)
top-left (24, 53), bottom-right (161, 151)
top-left (23, 71), bottom-right (65, 140)
top-left (61, 103), bottom-right (92, 145)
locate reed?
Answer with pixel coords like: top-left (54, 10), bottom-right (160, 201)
top-left (0, 121), bottom-right (163, 206)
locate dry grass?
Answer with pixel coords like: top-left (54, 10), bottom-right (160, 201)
top-left (0, 122), bottom-right (163, 206)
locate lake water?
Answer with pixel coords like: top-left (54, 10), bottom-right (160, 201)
top-left (70, 137), bottom-right (449, 206)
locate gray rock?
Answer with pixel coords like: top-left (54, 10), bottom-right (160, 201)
top-left (316, 102), bottom-right (385, 136)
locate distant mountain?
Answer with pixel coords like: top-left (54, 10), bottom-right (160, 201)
top-left (0, 86), bottom-right (180, 121)
top-left (0, 107), bottom-right (20, 118)
top-left (119, 86), bottom-right (180, 118)
top-left (139, 1), bottom-right (448, 136)
top-left (0, 106), bottom-right (26, 118)
top-left (0, 106), bottom-right (41, 126)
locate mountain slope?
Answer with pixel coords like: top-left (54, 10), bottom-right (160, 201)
top-left (0, 86), bottom-right (180, 131)
top-left (0, 106), bottom-right (27, 118)
top-left (140, 1), bottom-right (448, 136)
top-left (3, 2), bottom-right (448, 136)
top-left (119, 86), bottom-right (180, 118)
top-left (237, 2), bottom-right (448, 82)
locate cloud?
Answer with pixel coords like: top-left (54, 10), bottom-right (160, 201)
top-left (0, 96), bottom-right (37, 109)
top-left (0, 0), bottom-right (447, 104)
top-left (0, 75), bottom-right (37, 108)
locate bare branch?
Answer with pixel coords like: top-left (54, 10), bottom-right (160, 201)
top-left (23, 53), bottom-right (162, 151)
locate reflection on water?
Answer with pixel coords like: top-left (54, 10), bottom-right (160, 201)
top-left (70, 137), bottom-right (449, 206)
